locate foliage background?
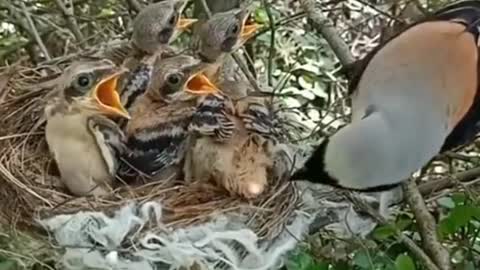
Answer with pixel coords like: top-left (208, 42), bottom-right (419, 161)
top-left (3, 0), bottom-right (480, 270)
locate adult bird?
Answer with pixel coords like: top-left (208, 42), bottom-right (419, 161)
top-left (118, 55), bottom-right (219, 182)
top-left (291, 1), bottom-right (480, 191)
top-left (117, 0), bottom-right (197, 112)
top-left (44, 59), bottom-right (130, 196)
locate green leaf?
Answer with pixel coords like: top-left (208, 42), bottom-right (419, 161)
top-left (254, 8), bottom-right (269, 24)
top-left (353, 251), bottom-right (371, 269)
top-left (286, 251), bottom-right (317, 270)
top-left (313, 261), bottom-right (330, 270)
top-left (464, 261), bottom-right (476, 270)
top-left (451, 193), bottom-right (467, 205)
top-left (437, 197), bottom-right (455, 209)
top-left (0, 260), bottom-right (17, 270)
top-left (373, 225), bottom-right (395, 240)
top-left (439, 205), bottom-right (480, 235)
top-left (331, 261), bottom-right (349, 270)
top-left (439, 217), bottom-right (456, 236)
top-left (395, 254), bottom-right (415, 270)
top-left (396, 217), bottom-right (412, 231)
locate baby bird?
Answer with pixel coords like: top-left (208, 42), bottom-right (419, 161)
top-left (291, 1), bottom-right (480, 191)
top-left (119, 0), bottom-right (197, 112)
top-left (44, 59), bottom-right (130, 196)
top-left (193, 6), bottom-right (259, 82)
top-left (192, 5), bottom-right (273, 141)
top-left (185, 81), bottom-right (276, 199)
top-left (118, 55), bottom-right (219, 182)
top-left (184, 8), bottom-right (284, 199)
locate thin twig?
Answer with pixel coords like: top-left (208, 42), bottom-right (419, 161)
top-left (419, 166), bottom-right (480, 196)
top-left (299, 0), bottom-right (355, 67)
top-left (262, 0), bottom-right (275, 86)
top-left (345, 192), bottom-right (440, 270)
top-left (125, 0), bottom-right (142, 13)
top-left (199, 0), bottom-right (213, 17)
top-left (403, 179), bottom-right (451, 270)
top-left (19, 2), bottom-right (51, 60)
top-left (252, 12), bottom-right (305, 40)
top-left (53, 0), bottom-right (85, 46)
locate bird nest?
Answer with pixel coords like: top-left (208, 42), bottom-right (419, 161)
top-left (0, 57), bottom-right (302, 269)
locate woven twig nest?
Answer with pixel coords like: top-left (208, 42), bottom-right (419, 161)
top-left (0, 48), bottom-right (388, 270)
top-left (0, 55), bottom-right (312, 269)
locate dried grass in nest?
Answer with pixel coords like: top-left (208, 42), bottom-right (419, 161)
top-left (0, 60), bottom-right (298, 242)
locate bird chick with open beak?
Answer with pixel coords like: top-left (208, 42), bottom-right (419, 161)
top-left (192, 4), bottom-right (278, 142)
top-left (184, 8), bottom-right (284, 199)
top-left (185, 79), bottom-right (280, 199)
top-left (118, 55), bottom-right (218, 182)
top-left (193, 5), bottom-right (259, 82)
top-left (119, 0), bottom-right (197, 113)
top-left (44, 59), bottom-right (130, 197)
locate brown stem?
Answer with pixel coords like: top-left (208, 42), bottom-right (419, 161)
top-left (19, 2), bottom-right (51, 60)
top-left (53, 0), bottom-right (85, 46)
top-left (403, 179), bottom-right (451, 270)
top-left (299, 0), bottom-right (355, 67)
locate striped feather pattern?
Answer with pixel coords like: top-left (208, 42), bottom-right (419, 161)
top-left (190, 94), bottom-right (236, 142)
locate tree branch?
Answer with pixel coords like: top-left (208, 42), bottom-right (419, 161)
top-left (53, 0), bottom-right (85, 46)
top-left (125, 0), bottom-right (142, 13)
top-left (19, 2), bottom-right (51, 60)
top-left (299, 0), bottom-right (355, 67)
top-left (345, 192), bottom-right (440, 270)
top-left (403, 179), bottom-right (451, 270)
top-left (262, 0), bottom-right (275, 86)
top-left (419, 166), bottom-right (480, 196)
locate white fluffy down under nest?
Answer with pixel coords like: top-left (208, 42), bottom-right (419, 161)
top-left (36, 180), bottom-right (396, 270)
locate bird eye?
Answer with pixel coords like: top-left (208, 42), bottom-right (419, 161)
top-left (168, 13), bottom-right (177, 25)
top-left (166, 73), bottom-right (182, 86)
top-left (228, 22), bottom-right (240, 35)
top-left (73, 72), bottom-right (94, 90)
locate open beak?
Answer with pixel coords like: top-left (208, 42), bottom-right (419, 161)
top-left (91, 70), bottom-right (130, 119)
top-left (240, 18), bottom-right (259, 42)
top-left (185, 72), bottom-right (220, 95)
top-left (176, 17), bottom-right (198, 31)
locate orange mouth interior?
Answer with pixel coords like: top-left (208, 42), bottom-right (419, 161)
top-left (177, 17), bottom-right (198, 30)
top-left (185, 73), bottom-right (220, 94)
top-left (240, 17), bottom-right (259, 41)
top-left (94, 73), bottom-right (130, 119)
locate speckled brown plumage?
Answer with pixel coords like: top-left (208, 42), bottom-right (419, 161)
top-left (117, 0), bottom-right (196, 113)
top-left (118, 55), bottom-right (218, 182)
